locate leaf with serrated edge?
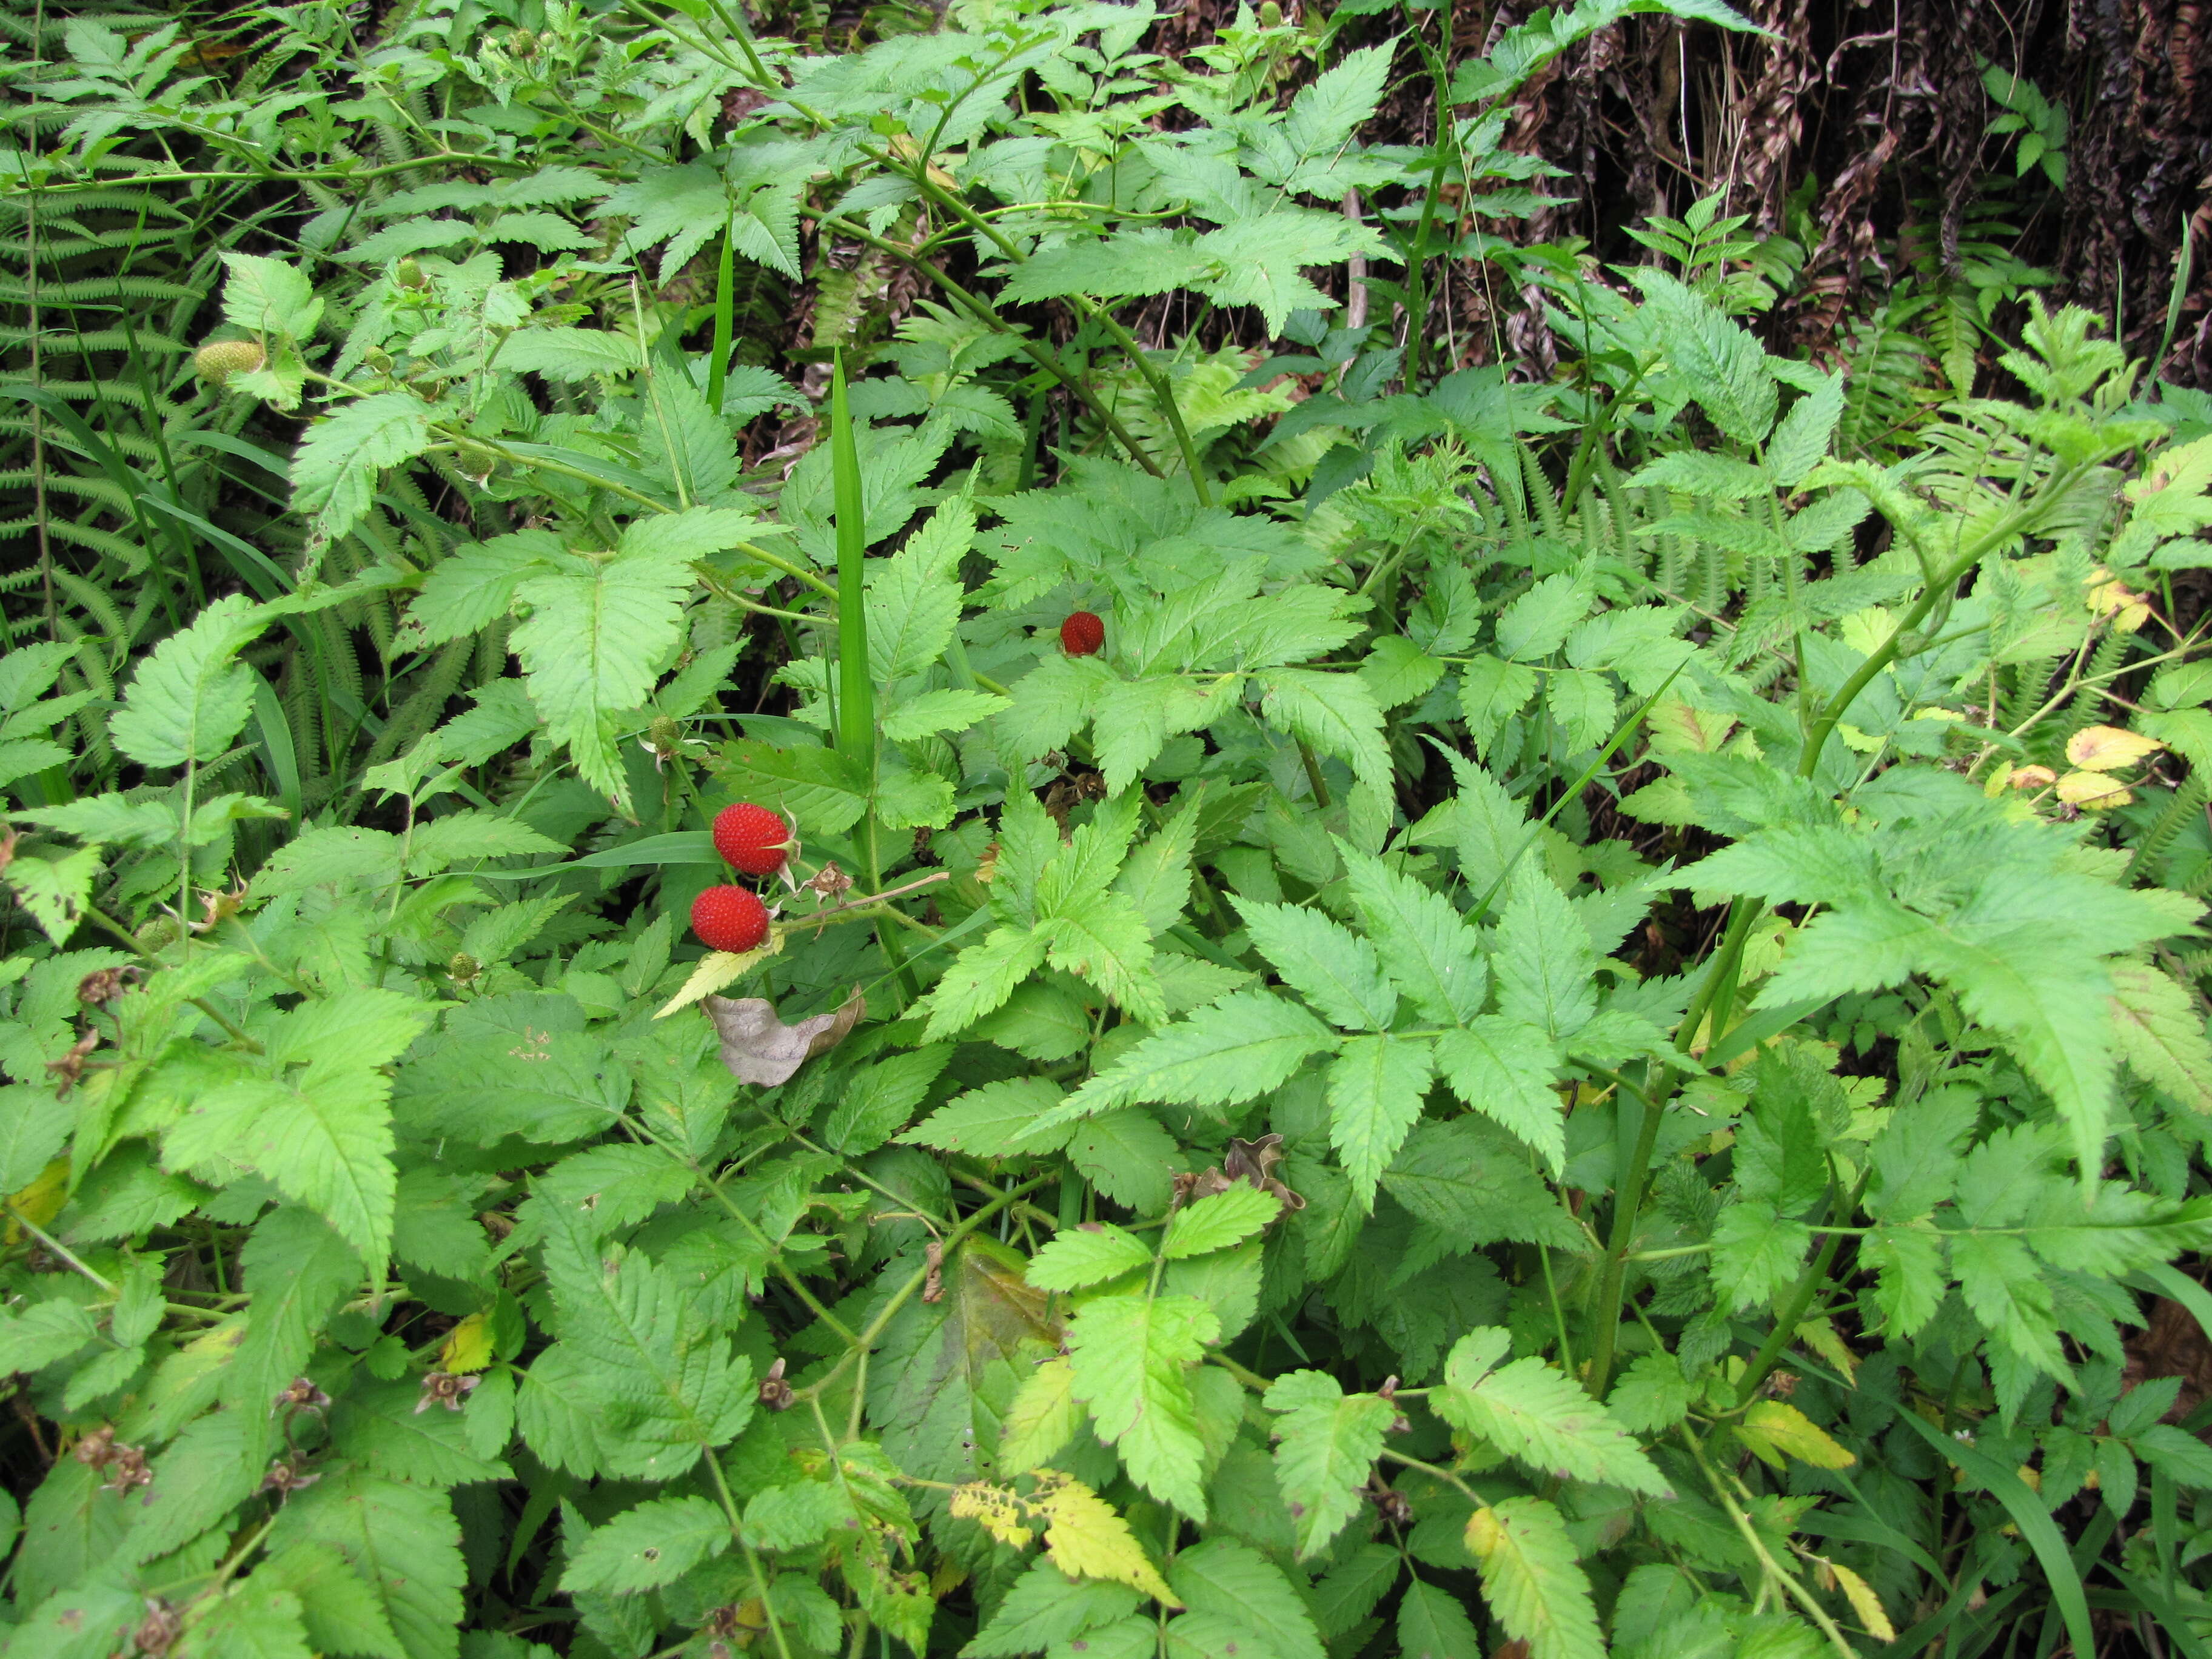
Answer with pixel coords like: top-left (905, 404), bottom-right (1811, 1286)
top-left (1066, 1293), bottom-right (1217, 1520)
top-left (1265, 1370), bottom-right (1395, 1558)
top-left (1025, 1223), bottom-right (1153, 1292)
top-left (1162, 1185), bottom-right (1281, 1259)
top-left (1463, 1496), bottom-right (1604, 1659)
top-left (1435, 1341), bottom-right (1670, 1496)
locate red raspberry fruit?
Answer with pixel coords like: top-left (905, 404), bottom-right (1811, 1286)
top-left (712, 802), bottom-right (790, 876)
top-left (691, 885), bottom-right (771, 954)
top-left (1061, 611), bottom-right (1105, 657)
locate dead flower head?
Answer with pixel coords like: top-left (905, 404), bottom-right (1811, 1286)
top-left (804, 860), bottom-right (854, 900)
top-left (132, 1598), bottom-right (181, 1657)
top-left (259, 1459), bottom-right (321, 1498)
top-left (758, 1356), bottom-right (795, 1411)
top-left (415, 1371), bottom-right (481, 1413)
top-left (101, 1442), bottom-right (153, 1496)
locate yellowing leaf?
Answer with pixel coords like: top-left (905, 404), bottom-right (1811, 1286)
top-left (997, 1356), bottom-right (1079, 1474)
top-left (2064, 724), bottom-right (2162, 772)
top-left (5, 1158), bottom-right (69, 1243)
top-left (1029, 1471), bottom-right (1181, 1606)
top-left (654, 936), bottom-right (784, 1018)
top-left (1829, 1560), bottom-right (1895, 1641)
top-left (1644, 697), bottom-right (1735, 756)
top-left (948, 1482), bottom-right (1034, 1550)
top-left (2006, 765), bottom-right (2058, 789)
top-left (439, 1312), bottom-right (494, 1375)
top-left (947, 1472), bottom-right (1181, 1606)
top-left (1795, 1316), bottom-right (1858, 1384)
top-left (2086, 576), bottom-right (2150, 632)
top-left (1463, 1496), bottom-right (1603, 1659)
top-left (2055, 770), bottom-right (2134, 809)
top-left (1737, 1400), bottom-right (1855, 1469)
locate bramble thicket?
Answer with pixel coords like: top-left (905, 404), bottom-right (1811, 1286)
top-left (8, 2), bottom-right (2212, 1657)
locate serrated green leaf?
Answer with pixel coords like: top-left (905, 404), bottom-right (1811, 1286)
top-left (1165, 1538), bottom-right (1324, 1659)
top-left (1042, 896), bottom-right (1165, 1026)
top-left (1435, 1332), bottom-right (1669, 1496)
top-left (1067, 1293), bottom-right (1218, 1520)
top-left (1047, 991), bottom-right (1337, 1127)
top-left (901, 1077), bottom-right (1073, 1156)
top-left (2108, 960), bottom-right (2212, 1111)
top-left (561, 1494), bottom-right (730, 1594)
top-left (1463, 1496), bottom-right (1603, 1659)
top-left (165, 1065), bottom-right (397, 1276)
top-left (1709, 1201), bottom-right (1811, 1311)
top-left (1492, 867), bottom-right (1597, 1040)
top-left (1263, 1370), bottom-right (1394, 1558)
top-left (110, 592), bottom-right (267, 769)
top-left (1162, 1184), bottom-right (1281, 1259)
top-left (1027, 1222), bottom-right (1153, 1291)
top-left (1328, 1033), bottom-right (1433, 1208)
top-left (1397, 1577), bottom-right (1485, 1659)
top-left (221, 251), bottom-right (323, 339)
top-left (1432, 1017), bottom-right (1566, 1175)
top-left (918, 927), bottom-right (1053, 1042)
top-left (1233, 897), bottom-right (1396, 1030)
top-left (965, 1560), bottom-right (1143, 1658)
top-left (292, 393), bottom-right (434, 539)
top-left (1460, 656), bottom-right (1539, 752)
top-left (1337, 843), bottom-right (1486, 1024)
top-left (266, 1470), bottom-right (466, 1659)
top-left (1257, 668), bottom-right (1389, 789)
top-left (512, 549), bottom-right (693, 812)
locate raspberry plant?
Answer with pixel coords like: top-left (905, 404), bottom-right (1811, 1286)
top-left (7, 4), bottom-right (2212, 1658)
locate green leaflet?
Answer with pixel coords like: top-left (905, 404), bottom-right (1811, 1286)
top-left (1433, 1329), bottom-right (1671, 1496)
top-left (109, 593), bottom-right (267, 770)
top-left (1045, 990), bottom-right (1338, 1125)
top-left (512, 548), bottom-right (694, 813)
top-left (1464, 1496), bottom-right (1604, 1659)
top-left (289, 392), bottom-right (435, 538)
top-left (1066, 1293), bottom-right (1219, 1520)
top-left (1262, 1370), bottom-right (1395, 1558)
top-left (560, 1495), bottom-right (729, 1594)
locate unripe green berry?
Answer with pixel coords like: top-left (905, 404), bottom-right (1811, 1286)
top-left (193, 340), bottom-right (266, 385)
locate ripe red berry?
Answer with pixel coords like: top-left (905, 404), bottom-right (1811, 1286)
top-left (691, 885), bottom-right (771, 954)
top-left (712, 802), bottom-right (790, 876)
top-left (1061, 611), bottom-right (1105, 656)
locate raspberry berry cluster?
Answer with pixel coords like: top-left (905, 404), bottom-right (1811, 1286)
top-left (688, 802), bottom-right (794, 953)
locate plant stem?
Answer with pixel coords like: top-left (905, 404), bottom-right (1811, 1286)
top-left (1733, 1169), bottom-right (1872, 1407)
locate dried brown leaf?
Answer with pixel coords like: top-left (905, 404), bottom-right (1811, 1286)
top-left (706, 987), bottom-right (865, 1085)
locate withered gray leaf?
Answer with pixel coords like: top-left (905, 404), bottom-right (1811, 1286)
top-left (706, 988), bottom-right (865, 1086)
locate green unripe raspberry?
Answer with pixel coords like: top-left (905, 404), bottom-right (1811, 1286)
top-left (193, 340), bottom-right (266, 384)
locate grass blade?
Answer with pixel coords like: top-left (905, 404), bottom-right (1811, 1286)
top-left (830, 349), bottom-right (873, 769)
top-left (708, 218), bottom-right (735, 415)
top-left (1894, 1410), bottom-right (2094, 1659)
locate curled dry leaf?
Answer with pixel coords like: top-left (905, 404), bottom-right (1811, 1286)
top-left (706, 987), bottom-right (865, 1085)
